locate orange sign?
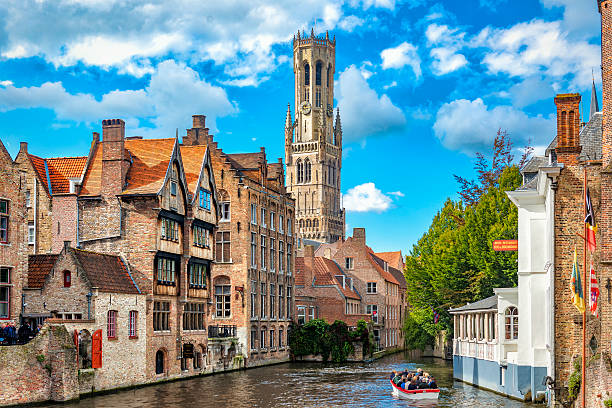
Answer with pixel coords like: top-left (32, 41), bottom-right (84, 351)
top-left (492, 240), bottom-right (518, 251)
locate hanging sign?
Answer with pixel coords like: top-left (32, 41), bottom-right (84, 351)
top-left (183, 343), bottom-right (195, 359)
top-left (493, 240), bottom-right (518, 251)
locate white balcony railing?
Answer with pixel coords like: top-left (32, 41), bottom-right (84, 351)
top-left (453, 338), bottom-right (498, 362)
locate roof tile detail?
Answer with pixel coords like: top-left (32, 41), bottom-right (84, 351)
top-left (28, 254), bottom-right (59, 288)
top-left (72, 248), bottom-right (140, 294)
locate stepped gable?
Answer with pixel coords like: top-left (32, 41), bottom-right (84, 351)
top-left (72, 248), bottom-right (140, 294)
top-left (27, 254), bottom-right (59, 288)
top-left (26, 155), bottom-right (87, 195)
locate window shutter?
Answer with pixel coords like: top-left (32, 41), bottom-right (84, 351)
top-left (92, 329), bottom-right (102, 368)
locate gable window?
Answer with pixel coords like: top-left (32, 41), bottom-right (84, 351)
top-left (251, 233), bottom-right (257, 268)
top-left (153, 301), bottom-right (170, 331)
top-left (27, 222), bottom-right (34, 245)
top-left (0, 199), bottom-right (8, 243)
top-left (0, 267), bottom-right (10, 319)
top-left (367, 282), bottom-right (377, 294)
top-left (367, 304), bottom-right (378, 323)
top-left (260, 282), bottom-right (266, 317)
top-left (260, 235), bottom-right (266, 270)
top-left (156, 257), bottom-right (176, 285)
top-left (220, 202), bottom-right (230, 221)
top-left (215, 285), bottom-right (231, 318)
top-left (345, 257), bottom-right (354, 270)
top-left (251, 203), bottom-right (257, 224)
top-left (215, 232), bottom-right (231, 263)
top-left (107, 310), bottom-right (117, 339)
top-left (63, 271), bottom-right (71, 288)
top-left (193, 225), bottom-right (210, 248)
top-left (198, 189), bottom-right (211, 210)
top-left (270, 211), bottom-right (275, 230)
top-left (129, 311), bottom-right (138, 338)
top-left (189, 262), bottom-right (207, 289)
top-left (505, 307), bottom-right (519, 340)
top-left (183, 303), bottom-right (205, 330)
top-left (170, 181), bottom-right (177, 196)
top-left (160, 218), bottom-right (179, 241)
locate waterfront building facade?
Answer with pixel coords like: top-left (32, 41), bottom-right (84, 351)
top-left (295, 245), bottom-right (370, 326)
top-left (285, 30), bottom-right (344, 244)
top-left (183, 115), bottom-right (296, 367)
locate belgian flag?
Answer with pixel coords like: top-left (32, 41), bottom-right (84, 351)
top-left (585, 188), bottom-right (597, 252)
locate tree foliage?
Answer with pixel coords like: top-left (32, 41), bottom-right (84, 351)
top-left (403, 132), bottom-right (526, 347)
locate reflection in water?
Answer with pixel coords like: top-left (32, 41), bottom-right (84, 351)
top-left (46, 353), bottom-right (534, 408)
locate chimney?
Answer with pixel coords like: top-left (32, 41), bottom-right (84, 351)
top-left (92, 132), bottom-right (100, 143)
top-left (101, 119), bottom-right (128, 196)
top-left (184, 114), bottom-right (210, 146)
top-left (554, 94), bottom-right (582, 164)
top-left (353, 227), bottom-right (366, 245)
top-left (19, 142), bottom-right (27, 154)
top-left (303, 245), bottom-right (315, 286)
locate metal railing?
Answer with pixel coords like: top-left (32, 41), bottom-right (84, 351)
top-left (208, 325), bottom-right (237, 338)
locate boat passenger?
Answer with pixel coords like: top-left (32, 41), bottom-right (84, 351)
top-left (393, 375), bottom-right (403, 385)
top-left (407, 378), bottom-right (418, 390)
top-left (389, 370), bottom-right (398, 380)
top-left (427, 377), bottom-right (438, 389)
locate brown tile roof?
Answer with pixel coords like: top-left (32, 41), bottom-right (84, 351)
top-left (72, 248), bottom-right (140, 294)
top-left (296, 256), bottom-right (360, 300)
top-left (80, 138), bottom-right (176, 196)
top-left (27, 154), bottom-right (87, 195)
top-left (180, 145), bottom-right (208, 195)
top-left (28, 254), bottom-right (59, 288)
top-left (375, 251), bottom-right (404, 271)
top-left (226, 152), bottom-right (265, 170)
top-left (368, 249), bottom-right (400, 285)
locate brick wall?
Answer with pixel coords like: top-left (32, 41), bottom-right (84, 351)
top-left (51, 195), bottom-right (78, 253)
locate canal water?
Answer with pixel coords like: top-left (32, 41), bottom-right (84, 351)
top-left (47, 353), bottom-right (534, 407)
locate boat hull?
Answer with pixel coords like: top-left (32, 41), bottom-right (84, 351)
top-left (390, 380), bottom-right (440, 400)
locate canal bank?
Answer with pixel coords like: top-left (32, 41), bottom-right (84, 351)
top-left (38, 352), bottom-right (535, 408)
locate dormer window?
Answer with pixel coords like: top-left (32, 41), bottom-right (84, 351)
top-left (198, 188), bottom-right (211, 210)
top-left (69, 178), bottom-right (80, 194)
top-left (170, 181), bottom-right (177, 196)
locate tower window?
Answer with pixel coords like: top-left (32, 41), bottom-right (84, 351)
top-left (327, 64), bottom-right (331, 87)
top-left (305, 159), bottom-right (312, 183)
top-left (315, 89), bottom-right (321, 108)
top-left (304, 63), bottom-right (310, 86)
top-left (297, 160), bottom-right (304, 184)
top-left (316, 61), bottom-right (322, 86)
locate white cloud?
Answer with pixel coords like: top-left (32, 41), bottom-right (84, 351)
top-left (0, 0), bottom-right (393, 83)
top-left (343, 182), bottom-right (393, 213)
top-left (540, 0), bottom-right (599, 39)
top-left (380, 42), bottom-right (422, 78)
top-left (0, 81), bottom-right (13, 87)
top-left (383, 81), bottom-right (397, 90)
top-left (388, 191), bottom-right (404, 197)
top-left (0, 60), bottom-right (236, 137)
top-left (430, 47), bottom-right (468, 75)
top-left (506, 76), bottom-right (555, 107)
top-left (336, 65), bottom-right (406, 140)
top-left (433, 98), bottom-right (554, 154)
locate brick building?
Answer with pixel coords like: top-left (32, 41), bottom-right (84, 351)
top-left (74, 119), bottom-right (220, 379)
top-left (0, 139), bottom-right (27, 323)
top-left (316, 228), bottom-right (406, 350)
top-left (183, 115), bottom-right (296, 367)
top-left (295, 245), bottom-right (370, 326)
top-left (23, 242), bottom-right (147, 392)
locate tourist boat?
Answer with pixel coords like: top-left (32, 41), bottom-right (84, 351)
top-left (390, 380), bottom-right (440, 400)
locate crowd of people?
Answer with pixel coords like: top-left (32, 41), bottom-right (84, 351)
top-left (0, 321), bottom-right (41, 345)
top-left (390, 368), bottom-right (438, 390)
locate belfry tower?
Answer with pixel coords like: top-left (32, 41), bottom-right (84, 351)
top-left (285, 29), bottom-right (345, 244)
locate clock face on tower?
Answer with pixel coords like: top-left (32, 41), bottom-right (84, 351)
top-left (326, 104), bottom-right (333, 117)
top-left (300, 101), bottom-right (312, 115)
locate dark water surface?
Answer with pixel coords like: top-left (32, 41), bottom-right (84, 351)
top-left (47, 354), bottom-right (534, 408)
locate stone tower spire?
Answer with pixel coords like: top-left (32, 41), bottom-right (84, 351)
top-left (285, 29), bottom-right (344, 244)
top-left (590, 75), bottom-right (600, 120)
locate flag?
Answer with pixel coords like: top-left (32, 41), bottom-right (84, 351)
top-left (432, 307), bottom-right (439, 324)
top-left (589, 262), bottom-right (600, 318)
top-left (585, 188), bottom-right (597, 252)
top-left (570, 249), bottom-right (586, 313)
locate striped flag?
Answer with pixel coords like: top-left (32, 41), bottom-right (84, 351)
top-left (432, 307), bottom-right (439, 324)
top-left (585, 188), bottom-right (597, 252)
top-left (570, 249), bottom-right (585, 313)
top-left (589, 262), bottom-right (600, 318)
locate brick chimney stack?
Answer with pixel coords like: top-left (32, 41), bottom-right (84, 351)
top-left (19, 142), bottom-right (27, 154)
top-left (101, 119), bottom-right (128, 196)
top-left (352, 228), bottom-right (366, 245)
top-left (183, 114), bottom-right (210, 146)
top-left (554, 94), bottom-right (582, 165)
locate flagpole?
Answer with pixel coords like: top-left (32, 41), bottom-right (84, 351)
top-left (582, 167), bottom-right (587, 408)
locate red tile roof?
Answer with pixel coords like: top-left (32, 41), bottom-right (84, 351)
top-left (28, 254), bottom-right (59, 288)
top-left (367, 248), bottom-right (401, 285)
top-left (375, 251), bottom-right (404, 271)
top-left (296, 256), bottom-right (361, 300)
top-left (180, 145), bottom-right (208, 196)
top-left (72, 248), bottom-right (140, 294)
top-left (27, 154), bottom-right (87, 194)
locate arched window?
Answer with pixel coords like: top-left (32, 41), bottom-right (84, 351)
top-left (297, 160), bottom-right (303, 184)
top-left (306, 219), bottom-right (312, 228)
top-left (569, 110), bottom-right (575, 146)
top-left (314, 219), bottom-right (319, 229)
top-left (561, 111), bottom-right (567, 146)
top-left (327, 64), bottom-right (331, 87)
top-left (504, 307), bottom-right (518, 340)
top-left (299, 219), bottom-right (304, 229)
top-left (304, 63), bottom-right (310, 86)
top-left (155, 350), bottom-right (165, 374)
top-left (316, 61), bottom-right (322, 86)
top-left (305, 159), bottom-right (312, 183)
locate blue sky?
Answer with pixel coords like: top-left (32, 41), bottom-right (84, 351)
top-left (0, 0), bottom-right (602, 254)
